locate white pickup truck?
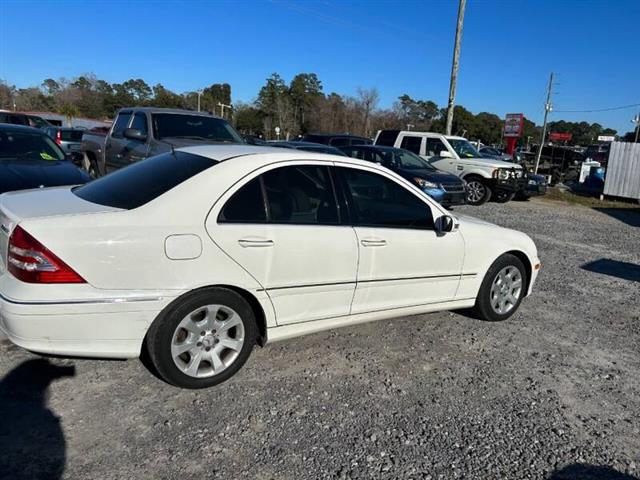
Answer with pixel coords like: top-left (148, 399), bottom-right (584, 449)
top-left (374, 130), bottom-right (524, 205)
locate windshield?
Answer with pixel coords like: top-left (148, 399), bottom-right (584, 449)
top-left (0, 131), bottom-right (65, 161)
top-left (378, 149), bottom-right (435, 170)
top-left (152, 114), bottom-right (243, 143)
top-left (449, 139), bottom-right (480, 158)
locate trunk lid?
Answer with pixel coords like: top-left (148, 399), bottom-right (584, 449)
top-left (0, 187), bottom-right (121, 272)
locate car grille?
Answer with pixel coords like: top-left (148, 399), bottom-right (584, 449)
top-left (440, 182), bottom-right (465, 193)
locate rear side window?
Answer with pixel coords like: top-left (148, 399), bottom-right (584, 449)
top-left (400, 136), bottom-right (423, 155)
top-left (339, 167), bottom-right (433, 229)
top-left (263, 165), bottom-right (338, 225)
top-left (60, 130), bottom-right (83, 142)
top-left (330, 138), bottom-right (349, 147)
top-left (111, 112), bottom-right (132, 138)
top-left (375, 130), bottom-right (400, 146)
top-left (218, 178), bottom-right (266, 223)
top-left (74, 151), bottom-right (217, 209)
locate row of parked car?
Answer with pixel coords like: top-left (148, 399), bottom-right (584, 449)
top-left (0, 107), bottom-right (546, 206)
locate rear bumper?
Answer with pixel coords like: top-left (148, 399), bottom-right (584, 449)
top-left (0, 289), bottom-right (174, 359)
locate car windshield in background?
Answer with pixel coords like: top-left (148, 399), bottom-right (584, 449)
top-left (381, 149), bottom-right (435, 170)
top-left (61, 130), bottom-right (84, 142)
top-left (0, 131), bottom-right (65, 161)
top-left (449, 139), bottom-right (480, 158)
top-left (73, 151), bottom-right (217, 209)
top-left (152, 114), bottom-right (243, 143)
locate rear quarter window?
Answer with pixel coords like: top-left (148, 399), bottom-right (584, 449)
top-left (73, 151), bottom-right (217, 209)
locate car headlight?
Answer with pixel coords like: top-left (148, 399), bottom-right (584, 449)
top-left (413, 177), bottom-right (439, 189)
top-left (528, 179), bottom-right (537, 185)
top-left (495, 169), bottom-right (510, 180)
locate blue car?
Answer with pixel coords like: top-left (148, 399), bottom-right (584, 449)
top-left (340, 145), bottom-right (467, 206)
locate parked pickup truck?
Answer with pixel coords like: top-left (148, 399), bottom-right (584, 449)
top-left (82, 107), bottom-right (244, 176)
top-left (374, 130), bottom-right (524, 205)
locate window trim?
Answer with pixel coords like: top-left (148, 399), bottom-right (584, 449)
top-left (217, 162), bottom-right (344, 227)
top-left (333, 164), bottom-right (436, 232)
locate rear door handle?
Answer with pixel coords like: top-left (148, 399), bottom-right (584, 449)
top-left (361, 239), bottom-right (387, 247)
top-left (238, 238), bottom-right (274, 248)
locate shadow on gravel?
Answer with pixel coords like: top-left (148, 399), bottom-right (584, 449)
top-left (581, 258), bottom-right (640, 282)
top-left (549, 463), bottom-right (639, 479)
top-left (593, 207), bottom-right (640, 228)
top-left (0, 358), bottom-right (75, 480)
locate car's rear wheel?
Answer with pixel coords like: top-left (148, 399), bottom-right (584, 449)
top-left (146, 288), bottom-right (257, 389)
top-left (473, 254), bottom-right (527, 321)
top-left (465, 177), bottom-right (492, 205)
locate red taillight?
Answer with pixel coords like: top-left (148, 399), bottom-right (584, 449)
top-left (7, 226), bottom-right (86, 284)
top-left (55, 131), bottom-right (62, 145)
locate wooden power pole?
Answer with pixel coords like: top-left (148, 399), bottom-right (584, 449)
top-left (445, 0), bottom-right (467, 136)
top-left (534, 72), bottom-right (554, 174)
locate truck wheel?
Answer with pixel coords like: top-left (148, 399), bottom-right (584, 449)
top-left (465, 177), bottom-right (492, 205)
top-left (493, 191), bottom-right (515, 203)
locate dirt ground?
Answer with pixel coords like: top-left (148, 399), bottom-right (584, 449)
top-left (1, 198), bottom-right (639, 480)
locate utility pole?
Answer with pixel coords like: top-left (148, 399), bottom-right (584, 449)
top-left (534, 72), bottom-right (554, 174)
top-left (633, 112), bottom-right (640, 143)
top-left (197, 90), bottom-right (203, 112)
top-left (217, 102), bottom-right (232, 119)
top-left (445, 0), bottom-right (466, 135)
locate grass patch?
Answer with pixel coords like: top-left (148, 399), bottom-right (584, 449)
top-left (539, 187), bottom-right (639, 209)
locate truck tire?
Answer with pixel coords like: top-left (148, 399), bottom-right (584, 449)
top-left (465, 176), bottom-right (492, 206)
top-left (493, 191), bottom-right (515, 203)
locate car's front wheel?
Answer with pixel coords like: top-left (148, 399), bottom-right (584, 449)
top-left (465, 177), bottom-right (492, 205)
top-left (493, 190), bottom-right (516, 203)
top-left (473, 254), bottom-right (527, 321)
top-left (146, 288), bottom-right (257, 389)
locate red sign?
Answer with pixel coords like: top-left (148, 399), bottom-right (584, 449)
top-left (549, 132), bottom-right (572, 142)
top-left (503, 113), bottom-right (524, 138)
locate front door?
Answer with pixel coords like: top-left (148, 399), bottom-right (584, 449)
top-left (104, 111), bottom-right (132, 173)
top-left (208, 162), bottom-right (359, 325)
top-left (335, 165), bottom-right (465, 314)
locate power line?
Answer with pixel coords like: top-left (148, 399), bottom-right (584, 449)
top-left (554, 102), bottom-right (640, 113)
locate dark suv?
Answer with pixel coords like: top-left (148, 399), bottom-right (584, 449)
top-left (299, 133), bottom-right (372, 148)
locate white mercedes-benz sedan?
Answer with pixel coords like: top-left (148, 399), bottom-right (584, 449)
top-left (0, 145), bottom-right (540, 388)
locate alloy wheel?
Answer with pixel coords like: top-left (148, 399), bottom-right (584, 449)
top-left (171, 304), bottom-right (245, 378)
top-left (490, 266), bottom-right (523, 315)
top-left (466, 180), bottom-right (486, 204)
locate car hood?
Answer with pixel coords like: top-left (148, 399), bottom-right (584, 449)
top-left (458, 156), bottom-right (522, 169)
top-left (453, 212), bottom-right (497, 228)
top-left (0, 159), bottom-right (91, 195)
top-left (396, 168), bottom-right (462, 184)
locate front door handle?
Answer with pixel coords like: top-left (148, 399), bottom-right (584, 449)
top-left (361, 238), bottom-right (387, 247)
top-left (238, 238), bottom-right (274, 248)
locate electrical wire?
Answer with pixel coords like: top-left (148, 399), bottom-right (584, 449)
top-left (554, 103), bottom-right (640, 113)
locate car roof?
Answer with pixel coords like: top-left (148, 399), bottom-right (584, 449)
top-left (0, 124), bottom-right (45, 134)
top-left (116, 107), bottom-right (224, 119)
top-left (177, 144), bottom-right (371, 167)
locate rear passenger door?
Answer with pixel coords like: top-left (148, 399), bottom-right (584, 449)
top-left (399, 135), bottom-right (424, 156)
top-left (208, 162), bottom-right (359, 326)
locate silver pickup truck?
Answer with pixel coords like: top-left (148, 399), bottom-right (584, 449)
top-left (81, 107), bottom-right (244, 176)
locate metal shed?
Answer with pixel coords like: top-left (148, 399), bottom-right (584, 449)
top-left (603, 142), bottom-right (640, 200)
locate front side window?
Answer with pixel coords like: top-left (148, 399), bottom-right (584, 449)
top-left (263, 165), bottom-right (338, 225)
top-left (400, 136), bottom-right (423, 155)
top-left (339, 167), bottom-right (433, 229)
top-left (152, 114), bottom-right (243, 143)
top-left (111, 112), bottom-right (132, 138)
top-left (425, 138), bottom-right (448, 157)
top-left (130, 113), bottom-right (148, 136)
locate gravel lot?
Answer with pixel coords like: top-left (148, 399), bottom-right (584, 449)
top-left (1, 197), bottom-right (639, 480)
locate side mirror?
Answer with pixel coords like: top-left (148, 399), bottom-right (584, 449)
top-left (435, 215), bottom-right (456, 234)
top-left (123, 128), bottom-right (147, 142)
top-left (438, 150), bottom-right (453, 158)
top-left (68, 151), bottom-right (84, 166)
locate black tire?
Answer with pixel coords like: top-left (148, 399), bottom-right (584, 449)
top-left (493, 190), bottom-right (516, 203)
top-left (472, 254), bottom-right (527, 322)
top-left (146, 287), bottom-right (257, 389)
top-left (465, 177), bottom-right (492, 206)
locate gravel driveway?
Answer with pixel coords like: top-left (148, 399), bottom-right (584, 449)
top-left (1, 198), bottom-right (639, 480)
